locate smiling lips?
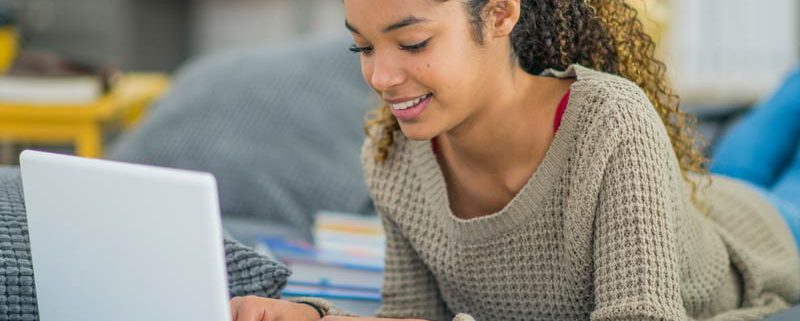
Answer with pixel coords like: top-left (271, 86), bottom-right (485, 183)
top-left (388, 93), bottom-right (432, 121)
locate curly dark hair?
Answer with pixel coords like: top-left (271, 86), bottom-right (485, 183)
top-left (364, 0), bottom-right (710, 211)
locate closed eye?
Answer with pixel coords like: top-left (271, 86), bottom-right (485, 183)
top-left (349, 44), bottom-right (374, 56)
top-left (400, 38), bottom-right (430, 53)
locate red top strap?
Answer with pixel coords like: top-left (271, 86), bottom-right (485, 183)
top-left (553, 90), bottom-right (570, 134)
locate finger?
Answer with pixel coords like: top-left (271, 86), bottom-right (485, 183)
top-left (236, 300), bottom-right (268, 321)
top-left (320, 315), bottom-right (410, 321)
top-left (230, 297), bottom-right (244, 321)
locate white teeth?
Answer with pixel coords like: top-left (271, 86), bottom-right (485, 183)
top-left (391, 94), bottom-right (430, 110)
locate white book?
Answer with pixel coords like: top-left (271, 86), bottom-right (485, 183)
top-left (0, 75), bottom-right (103, 105)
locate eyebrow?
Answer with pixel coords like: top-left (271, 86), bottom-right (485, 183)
top-left (345, 16), bottom-right (430, 35)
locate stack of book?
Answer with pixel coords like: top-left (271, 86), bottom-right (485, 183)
top-left (0, 51), bottom-right (118, 104)
top-left (255, 211), bottom-right (385, 315)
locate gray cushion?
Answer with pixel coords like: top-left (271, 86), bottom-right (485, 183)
top-left (0, 166), bottom-right (290, 321)
top-left (107, 36), bottom-right (375, 242)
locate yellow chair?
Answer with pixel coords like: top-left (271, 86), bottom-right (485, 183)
top-left (0, 25), bottom-right (16, 73)
top-left (0, 73), bottom-right (169, 158)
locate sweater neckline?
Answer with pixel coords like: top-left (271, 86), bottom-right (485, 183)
top-left (407, 64), bottom-right (591, 243)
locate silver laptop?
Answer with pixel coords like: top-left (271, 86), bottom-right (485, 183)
top-left (19, 150), bottom-right (231, 321)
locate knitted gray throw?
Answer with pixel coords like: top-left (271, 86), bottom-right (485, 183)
top-left (0, 167), bottom-right (290, 321)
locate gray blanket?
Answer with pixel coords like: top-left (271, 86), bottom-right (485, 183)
top-left (0, 167), bottom-right (290, 321)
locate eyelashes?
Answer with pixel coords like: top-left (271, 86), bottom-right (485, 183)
top-left (349, 44), bottom-right (373, 55)
top-left (400, 38), bottom-right (430, 53)
top-left (349, 38), bottom-right (431, 56)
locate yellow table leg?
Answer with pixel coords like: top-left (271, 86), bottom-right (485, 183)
top-left (76, 123), bottom-right (102, 158)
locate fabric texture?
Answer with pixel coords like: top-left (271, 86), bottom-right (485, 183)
top-left (310, 65), bottom-right (800, 321)
top-left (729, 179), bottom-right (800, 252)
top-left (107, 36), bottom-right (375, 243)
top-left (0, 166), bottom-right (291, 321)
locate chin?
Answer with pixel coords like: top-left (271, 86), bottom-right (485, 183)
top-left (398, 122), bottom-right (439, 141)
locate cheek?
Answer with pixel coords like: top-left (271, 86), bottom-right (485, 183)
top-left (409, 61), bottom-right (433, 88)
top-left (420, 56), bottom-right (465, 101)
top-left (407, 52), bottom-right (449, 91)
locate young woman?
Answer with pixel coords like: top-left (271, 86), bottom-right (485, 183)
top-left (229, 1), bottom-right (800, 320)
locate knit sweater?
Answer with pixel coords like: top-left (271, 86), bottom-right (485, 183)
top-left (308, 64), bottom-right (800, 321)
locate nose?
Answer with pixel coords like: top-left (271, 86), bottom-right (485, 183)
top-left (369, 54), bottom-right (405, 93)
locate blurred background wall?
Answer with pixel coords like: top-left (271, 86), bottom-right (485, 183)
top-left (666, 0), bottom-right (799, 106)
top-left (8, 0), bottom-right (346, 71)
top-left (7, 0), bottom-right (798, 106)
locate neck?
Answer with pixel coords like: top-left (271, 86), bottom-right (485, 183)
top-left (437, 66), bottom-right (568, 177)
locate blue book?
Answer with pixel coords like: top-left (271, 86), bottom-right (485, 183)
top-left (256, 236), bottom-right (383, 270)
top-left (256, 237), bottom-right (384, 292)
top-left (282, 284), bottom-right (381, 302)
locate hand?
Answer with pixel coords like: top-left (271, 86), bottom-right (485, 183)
top-left (230, 296), bottom-right (321, 321)
top-left (319, 317), bottom-right (428, 321)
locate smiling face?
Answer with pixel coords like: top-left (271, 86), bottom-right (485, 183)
top-left (344, 0), bottom-right (512, 140)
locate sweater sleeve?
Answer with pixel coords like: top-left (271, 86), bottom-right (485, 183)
top-left (590, 109), bottom-right (687, 321)
top-left (375, 213), bottom-right (452, 321)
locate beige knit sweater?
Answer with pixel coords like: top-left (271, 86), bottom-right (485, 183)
top-left (307, 65), bottom-right (800, 321)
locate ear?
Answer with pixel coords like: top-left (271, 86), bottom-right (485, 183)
top-left (484, 0), bottom-right (521, 39)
